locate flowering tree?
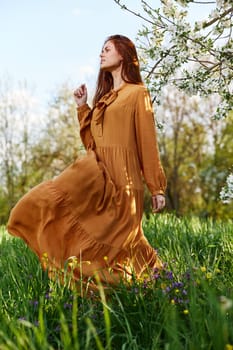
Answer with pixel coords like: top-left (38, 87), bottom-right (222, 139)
top-left (114, 0), bottom-right (233, 205)
top-left (0, 79), bottom-right (82, 223)
top-left (0, 78), bottom-right (41, 222)
top-left (220, 174), bottom-right (233, 203)
top-left (114, 0), bottom-right (232, 119)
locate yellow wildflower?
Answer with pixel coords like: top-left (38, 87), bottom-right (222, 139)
top-left (67, 256), bottom-right (79, 269)
top-left (183, 309), bottom-right (189, 315)
top-left (200, 266), bottom-right (206, 272)
top-left (41, 252), bottom-right (49, 268)
top-left (225, 344), bottom-right (233, 350)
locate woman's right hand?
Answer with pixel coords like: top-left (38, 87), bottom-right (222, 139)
top-left (74, 84), bottom-right (87, 107)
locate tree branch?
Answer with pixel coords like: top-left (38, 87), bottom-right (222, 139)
top-left (202, 6), bottom-right (233, 28)
top-left (113, 0), bottom-right (155, 26)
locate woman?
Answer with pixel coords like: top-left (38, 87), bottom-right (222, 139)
top-left (7, 35), bottom-right (166, 291)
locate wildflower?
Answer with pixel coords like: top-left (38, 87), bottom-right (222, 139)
top-left (200, 266), bottom-right (206, 272)
top-left (177, 298), bottom-right (184, 304)
top-left (142, 273), bottom-right (149, 280)
top-left (183, 309), bottom-right (189, 315)
top-left (173, 282), bottom-right (184, 288)
top-left (45, 292), bottom-right (51, 300)
top-left (41, 252), bottom-right (49, 268)
top-left (153, 267), bottom-right (160, 273)
top-left (29, 300), bottom-right (39, 308)
top-left (171, 299), bottom-right (175, 305)
top-left (166, 271), bottom-right (173, 280)
top-left (67, 256), bottom-right (79, 268)
top-left (225, 344), bottom-right (233, 350)
top-left (64, 303), bottom-right (73, 310)
top-left (103, 256), bottom-right (108, 261)
top-left (153, 273), bottom-right (160, 280)
top-left (206, 272), bottom-right (212, 279)
top-left (143, 280), bottom-right (148, 289)
top-left (160, 282), bottom-right (167, 290)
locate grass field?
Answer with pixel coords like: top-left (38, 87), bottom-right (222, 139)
top-left (0, 214), bottom-right (233, 350)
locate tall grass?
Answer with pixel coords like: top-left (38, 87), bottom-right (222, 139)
top-left (0, 214), bottom-right (232, 350)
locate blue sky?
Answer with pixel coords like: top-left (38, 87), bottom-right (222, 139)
top-left (0, 0), bottom-right (213, 104)
top-left (0, 0), bottom-right (145, 101)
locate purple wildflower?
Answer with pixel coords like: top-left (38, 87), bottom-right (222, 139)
top-left (64, 303), bottom-right (72, 310)
top-left (166, 271), bottom-right (174, 280)
top-left (29, 300), bottom-right (39, 308)
top-left (45, 293), bottom-right (51, 299)
top-left (153, 273), bottom-right (160, 280)
top-left (172, 282), bottom-right (184, 288)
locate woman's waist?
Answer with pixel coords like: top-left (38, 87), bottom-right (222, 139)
top-left (96, 146), bottom-right (143, 189)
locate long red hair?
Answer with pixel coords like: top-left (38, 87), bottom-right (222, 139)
top-left (92, 35), bottom-right (143, 105)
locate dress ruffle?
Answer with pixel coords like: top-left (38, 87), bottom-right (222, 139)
top-left (7, 150), bottom-right (162, 288)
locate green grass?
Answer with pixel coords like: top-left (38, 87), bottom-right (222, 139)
top-left (0, 214), bottom-right (233, 350)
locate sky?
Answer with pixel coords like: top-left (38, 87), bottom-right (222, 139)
top-left (0, 0), bottom-right (214, 105)
top-left (0, 0), bottom-right (145, 103)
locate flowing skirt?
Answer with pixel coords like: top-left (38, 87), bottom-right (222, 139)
top-left (7, 150), bottom-right (162, 290)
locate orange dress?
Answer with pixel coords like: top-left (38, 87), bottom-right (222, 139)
top-left (7, 83), bottom-right (166, 288)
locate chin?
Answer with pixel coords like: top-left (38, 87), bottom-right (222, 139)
top-left (100, 64), bottom-right (110, 71)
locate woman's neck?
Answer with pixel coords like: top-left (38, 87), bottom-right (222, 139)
top-left (111, 68), bottom-right (124, 90)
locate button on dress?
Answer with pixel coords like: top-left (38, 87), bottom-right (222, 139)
top-left (7, 83), bottom-right (166, 289)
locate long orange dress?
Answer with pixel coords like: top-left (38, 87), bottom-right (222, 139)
top-left (7, 83), bottom-right (166, 288)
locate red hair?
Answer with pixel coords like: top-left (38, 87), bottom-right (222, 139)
top-left (93, 35), bottom-right (143, 105)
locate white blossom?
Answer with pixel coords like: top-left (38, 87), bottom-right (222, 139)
top-left (220, 173), bottom-right (233, 204)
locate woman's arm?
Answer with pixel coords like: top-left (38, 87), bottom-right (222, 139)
top-left (134, 87), bottom-right (167, 201)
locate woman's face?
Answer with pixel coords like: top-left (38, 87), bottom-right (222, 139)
top-left (100, 40), bottom-right (123, 71)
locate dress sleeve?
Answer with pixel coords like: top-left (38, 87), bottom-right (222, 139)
top-left (134, 87), bottom-right (167, 196)
top-left (77, 104), bottom-right (95, 150)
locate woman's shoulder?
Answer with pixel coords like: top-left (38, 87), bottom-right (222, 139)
top-left (123, 82), bottom-right (149, 95)
top-left (125, 82), bottom-right (146, 90)
top-left (124, 83), bottom-right (151, 101)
